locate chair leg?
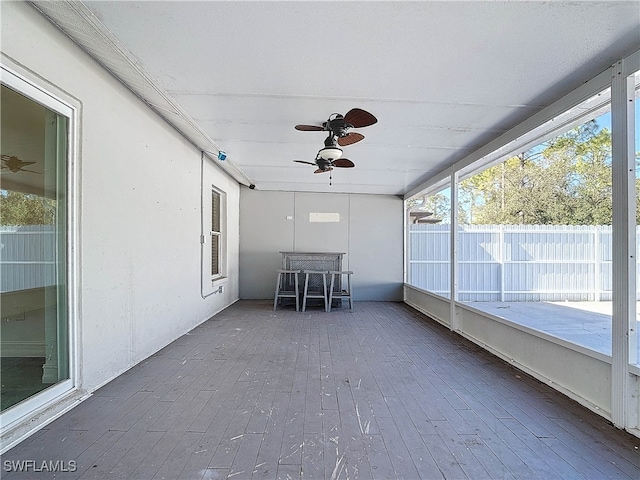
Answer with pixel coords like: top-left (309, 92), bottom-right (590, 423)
top-left (302, 272), bottom-right (310, 312)
top-left (294, 273), bottom-right (300, 312)
top-left (273, 271), bottom-right (281, 311)
top-left (328, 272), bottom-right (335, 312)
top-left (347, 273), bottom-right (353, 311)
top-left (322, 272), bottom-right (328, 312)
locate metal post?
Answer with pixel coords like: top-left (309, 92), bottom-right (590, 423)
top-left (610, 58), bottom-right (636, 429)
top-left (499, 225), bottom-right (505, 303)
top-left (594, 226), bottom-right (601, 302)
top-left (450, 169), bottom-right (459, 331)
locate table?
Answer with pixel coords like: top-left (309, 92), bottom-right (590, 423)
top-left (280, 252), bottom-right (344, 273)
top-left (279, 252), bottom-right (345, 304)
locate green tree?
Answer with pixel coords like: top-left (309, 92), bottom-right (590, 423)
top-left (424, 191), bottom-right (452, 223)
top-left (0, 190), bottom-right (56, 225)
top-left (543, 121), bottom-right (612, 225)
top-left (460, 120), bottom-right (620, 226)
top-left (407, 190), bottom-right (453, 223)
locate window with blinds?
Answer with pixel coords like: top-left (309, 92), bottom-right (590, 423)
top-left (211, 189), bottom-right (221, 276)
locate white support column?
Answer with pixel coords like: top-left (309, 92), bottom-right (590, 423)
top-left (499, 225), bottom-right (505, 302)
top-left (450, 169), bottom-right (459, 331)
top-left (610, 58), bottom-right (636, 429)
top-left (593, 226), bottom-right (601, 302)
top-left (403, 202), bottom-right (410, 288)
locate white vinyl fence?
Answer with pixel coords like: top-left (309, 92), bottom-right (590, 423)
top-left (408, 224), bottom-right (632, 302)
top-left (1, 226), bottom-right (56, 293)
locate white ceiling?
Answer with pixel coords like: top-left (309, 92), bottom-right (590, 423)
top-left (33, 1), bottom-right (640, 196)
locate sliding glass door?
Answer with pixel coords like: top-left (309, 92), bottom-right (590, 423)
top-left (0, 83), bottom-right (69, 411)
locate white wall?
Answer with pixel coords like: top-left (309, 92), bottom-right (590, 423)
top-left (240, 188), bottom-right (403, 301)
top-left (1, 2), bottom-right (240, 450)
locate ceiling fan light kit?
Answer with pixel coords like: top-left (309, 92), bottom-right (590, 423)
top-left (318, 146), bottom-right (342, 161)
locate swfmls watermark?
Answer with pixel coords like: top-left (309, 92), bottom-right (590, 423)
top-left (3, 460), bottom-right (77, 473)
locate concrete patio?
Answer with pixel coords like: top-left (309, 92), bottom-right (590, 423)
top-left (466, 301), bottom-right (639, 358)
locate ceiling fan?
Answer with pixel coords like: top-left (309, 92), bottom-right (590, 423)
top-left (295, 108), bottom-right (377, 146)
top-left (1, 155), bottom-right (40, 174)
top-left (293, 156), bottom-right (355, 174)
top-left (293, 135), bottom-right (355, 177)
top-left (293, 136), bottom-right (356, 186)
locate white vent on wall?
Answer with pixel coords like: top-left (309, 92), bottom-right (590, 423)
top-left (309, 213), bottom-right (340, 223)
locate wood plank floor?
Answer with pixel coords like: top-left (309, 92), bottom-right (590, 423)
top-left (2, 300), bottom-right (639, 480)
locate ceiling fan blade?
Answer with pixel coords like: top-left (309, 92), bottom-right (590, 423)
top-left (314, 167), bottom-right (333, 174)
top-left (294, 160), bottom-right (317, 166)
top-left (332, 159), bottom-right (355, 168)
top-left (295, 124), bottom-right (324, 131)
top-left (337, 132), bottom-right (364, 146)
top-left (344, 108), bottom-right (377, 128)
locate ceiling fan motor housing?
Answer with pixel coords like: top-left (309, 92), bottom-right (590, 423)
top-left (328, 114), bottom-right (350, 137)
top-left (316, 158), bottom-right (331, 170)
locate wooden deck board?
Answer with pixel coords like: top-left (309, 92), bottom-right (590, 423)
top-left (2, 300), bottom-right (639, 480)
